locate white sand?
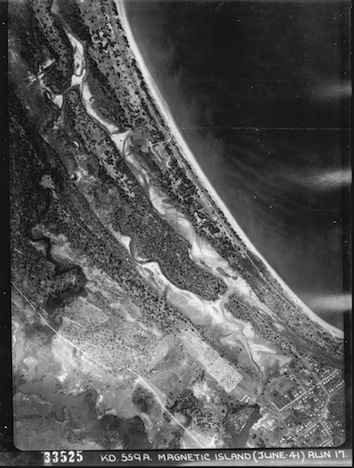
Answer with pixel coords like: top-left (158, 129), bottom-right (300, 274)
top-left (65, 30), bottom-right (86, 87)
top-left (116, 1), bottom-right (344, 340)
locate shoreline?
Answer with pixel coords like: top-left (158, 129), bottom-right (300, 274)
top-left (116, 0), bottom-right (344, 340)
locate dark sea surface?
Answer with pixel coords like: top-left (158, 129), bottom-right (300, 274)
top-left (124, 1), bottom-right (351, 330)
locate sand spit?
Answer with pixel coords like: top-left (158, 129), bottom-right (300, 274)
top-left (115, 0), bottom-right (343, 339)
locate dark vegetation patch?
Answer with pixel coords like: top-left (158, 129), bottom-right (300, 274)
top-left (99, 414), bottom-right (150, 449)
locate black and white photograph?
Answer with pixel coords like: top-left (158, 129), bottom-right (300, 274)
top-left (1, 0), bottom-right (352, 465)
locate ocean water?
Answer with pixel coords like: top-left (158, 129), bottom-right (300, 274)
top-left (124, 1), bottom-right (351, 330)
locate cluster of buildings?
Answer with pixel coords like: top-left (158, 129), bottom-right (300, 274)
top-left (322, 370), bottom-right (345, 394)
top-left (299, 422), bottom-right (332, 447)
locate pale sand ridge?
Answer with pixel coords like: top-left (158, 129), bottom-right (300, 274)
top-left (116, 0), bottom-right (344, 339)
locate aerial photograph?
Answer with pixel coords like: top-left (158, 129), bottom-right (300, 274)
top-left (8, 0), bottom-right (350, 455)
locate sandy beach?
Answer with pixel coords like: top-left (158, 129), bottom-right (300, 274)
top-left (115, 0), bottom-right (343, 340)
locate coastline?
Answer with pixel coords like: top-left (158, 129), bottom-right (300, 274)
top-left (116, 0), bottom-right (344, 340)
